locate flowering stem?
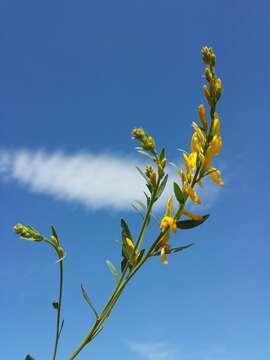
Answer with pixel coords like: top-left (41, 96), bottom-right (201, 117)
top-left (52, 257), bottom-right (64, 360)
top-left (67, 177), bottom-right (160, 360)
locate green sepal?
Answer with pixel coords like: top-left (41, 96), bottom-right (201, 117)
top-left (120, 218), bottom-right (133, 240)
top-left (176, 215), bottom-right (209, 229)
top-left (136, 249), bottom-right (145, 264)
top-left (106, 260), bottom-right (119, 282)
top-left (81, 284), bottom-right (99, 319)
top-left (173, 182), bottom-right (185, 204)
top-left (156, 173), bottom-right (168, 200)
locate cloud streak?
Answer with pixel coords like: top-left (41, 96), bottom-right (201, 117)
top-left (127, 340), bottom-right (245, 360)
top-left (0, 149), bottom-right (222, 211)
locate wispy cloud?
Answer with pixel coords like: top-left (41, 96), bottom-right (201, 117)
top-left (0, 149), bottom-right (223, 211)
top-left (127, 340), bottom-right (245, 360)
top-left (128, 340), bottom-right (179, 360)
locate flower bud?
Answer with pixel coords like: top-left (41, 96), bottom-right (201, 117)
top-left (150, 171), bottom-right (157, 187)
top-left (57, 246), bottom-right (64, 258)
top-left (146, 165), bottom-right (154, 178)
top-left (51, 235), bottom-right (58, 247)
top-left (203, 85), bottom-right (211, 104)
top-left (132, 128), bottom-right (145, 140)
top-left (142, 136), bottom-right (156, 151)
top-left (198, 104), bottom-right (207, 131)
top-left (204, 67), bottom-right (212, 82)
top-left (13, 224), bottom-right (43, 241)
top-left (216, 78), bottom-right (222, 100)
top-left (160, 158), bottom-right (167, 169)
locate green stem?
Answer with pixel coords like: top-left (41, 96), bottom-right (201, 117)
top-left (68, 178), bottom-right (160, 360)
top-left (52, 259), bottom-right (64, 360)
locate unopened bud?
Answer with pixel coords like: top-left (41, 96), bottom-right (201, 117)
top-left (198, 104), bottom-right (207, 131)
top-left (132, 127), bottom-right (145, 140)
top-left (13, 223), bottom-right (43, 241)
top-left (57, 247), bottom-right (64, 258)
top-left (146, 165), bottom-right (154, 178)
top-left (203, 85), bottom-right (211, 104)
top-left (216, 78), bottom-right (222, 99)
top-left (51, 235), bottom-right (58, 247)
top-left (142, 136), bottom-right (156, 151)
top-left (204, 67), bottom-right (212, 82)
top-left (150, 171), bottom-right (157, 187)
top-left (160, 158), bottom-right (167, 169)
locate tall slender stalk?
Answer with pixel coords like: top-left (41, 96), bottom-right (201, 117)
top-left (52, 259), bottom-right (64, 360)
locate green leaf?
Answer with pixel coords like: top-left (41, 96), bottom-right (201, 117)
top-left (153, 243), bottom-right (194, 256)
top-left (106, 260), bottom-right (119, 282)
top-left (25, 356), bottom-right (35, 360)
top-left (156, 173), bottom-right (168, 199)
top-left (134, 200), bottom-right (160, 226)
top-left (137, 149), bottom-right (155, 161)
top-left (81, 284), bottom-right (99, 319)
top-left (168, 243), bottom-right (194, 253)
top-left (176, 215), bottom-right (210, 229)
top-left (159, 147), bottom-right (165, 161)
top-left (169, 162), bottom-right (179, 174)
top-left (120, 218), bottom-right (133, 240)
top-left (131, 203), bottom-right (145, 220)
top-left (173, 182), bottom-right (185, 204)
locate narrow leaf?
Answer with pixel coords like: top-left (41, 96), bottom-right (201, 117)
top-left (131, 203), bottom-right (144, 220)
top-left (120, 218), bottom-right (133, 240)
top-left (137, 149), bottom-right (155, 161)
top-left (169, 162), bottom-right (179, 174)
top-left (173, 182), bottom-right (185, 204)
top-left (106, 260), bottom-right (119, 282)
top-left (153, 243), bottom-right (194, 256)
top-left (81, 284), bottom-right (99, 319)
top-left (159, 147), bottom-right (165, 161)
top-left (177, 215), bottom-right (209, 229)
top-left (156, 173), bottom-right (168, 199)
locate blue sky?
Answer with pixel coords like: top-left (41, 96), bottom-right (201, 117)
top-left (1, 0), bottom-right (270, 359)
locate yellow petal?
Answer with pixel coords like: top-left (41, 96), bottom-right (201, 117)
top-left (160, 247), bottom-right (168, 265)
top-left (198, 104), bottom-right (207, 131)
top-left (126, 237), bottom-right (135, 252)
top-left (183, 153), bottom-right (191, 178)
top-left (183, 209), bottom-right (203, 221)
top-left (209, 168), bottom-right (224, 186)
top-left (166, 195), bottom-right (173, 217)
top-left (212, 115), bottom-right (220, 136)
top-left (186, 187), bottom-right (201, 205)
top-left (192, 121), bottom-right (206, 145)
top-left (189, 151), bottom-right (197, 170)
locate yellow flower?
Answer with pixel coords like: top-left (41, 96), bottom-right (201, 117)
top-left (209, 168), bottom-right (224, 186)
top-left (192, 121), bottom-right (206, 146)
top-left (183, 153), bottom-right (191, 180)
top-left (160, 195), bottom-right (177, 232)
top-left (212, 115), bottom-right (220, 136)
top-left (189, 151), bottom-right (197, 170)
top-left (160, 216), bottom-right (177, 232)
top-left (185, 187), bottom-right (201, 205)
top-left (183, 209), bottom-right (203, 221)
top-left (160, 244), bottom-right (171, 265)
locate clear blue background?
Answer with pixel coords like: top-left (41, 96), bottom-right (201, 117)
top-left (1, 0), bottom-right (269, 359)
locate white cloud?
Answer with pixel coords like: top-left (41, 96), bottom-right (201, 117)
top-left (128, 340), bottom-right (179, 360)
top-left (127, 341), bottom-right (245, 360)
top-left (0, 149), bottom-right (223, 211)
